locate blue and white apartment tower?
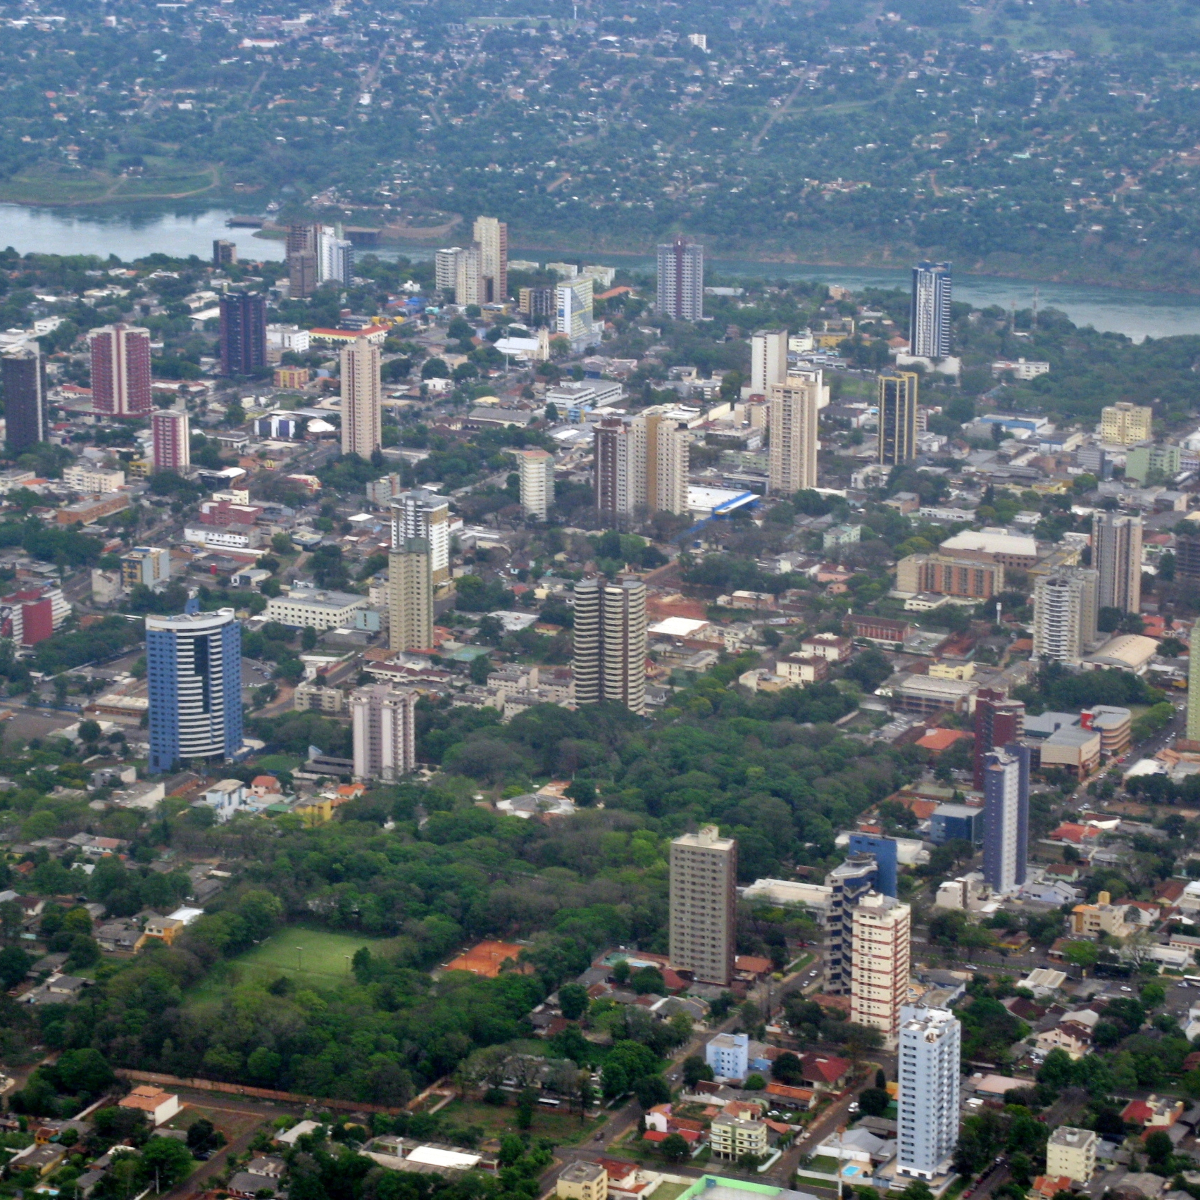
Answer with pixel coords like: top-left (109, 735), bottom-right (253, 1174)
top-left (909, 261), bottom-right (952, 358)
top-left (146, 606), bottom-right (243, 774)
top-left (897, 1003), bottom-right (961, 1180)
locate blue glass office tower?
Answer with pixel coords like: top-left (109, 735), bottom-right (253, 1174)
top-left (848, 833), bottom-right (899, 898)
top-left (983, 743), bottom-right (1030, 895)
top-left (146, 607), bottom-right (243, 774)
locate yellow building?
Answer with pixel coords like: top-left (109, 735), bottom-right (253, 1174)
top-left (928, 661), bottom-right (975, 681)
top-left (557, 1162), bottom-right (607, 1200)
top-left (1046, 1127), bottom-right (1097, 1184)
top-left (1069, 891), bottom-right (1131, 938)
top-left (1100, 402), bottom-right (1153, 446)
top-left (294, 796), bottom-right (335, 826)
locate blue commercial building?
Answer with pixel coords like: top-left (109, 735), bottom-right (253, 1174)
top-left (983, 743), bottom-right (1030, 895)
top-left (146, 605), bottom-right (243, 774)
top-left (848, 833), bottom-right (898, 897)
top-left (929, 803), bottom-right (984, 846)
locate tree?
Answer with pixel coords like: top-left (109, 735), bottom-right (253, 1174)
top-left (635, 1075), bottom-right (671, 1109)
top-left (601, 1061), bottom-right (628, 1099)
top-left (744, 1073), bottom-right (765, 1090)
top-left (612, 959), bottom-right (631, 985)
top-left (1145, 1130), bottom-right (1172, 1167)
top-left (0, 945), bottom-right (32, 988)
top-left (772, 1052), bottom-right (805, 1085)
top-left (186, 1118), bottom-right (223, 1154)
top-left (516, 1087), bottom-right (536, 1130)
top-left (858, 1087), bottom-right (890, 1116)
top-left (1064, 940), bottom-right (1099, 970)
top-left (659, 1133), bottom-right (689, 1164)
top-left (559, 982), bottom-right (589, 1021)
top-left (301, 626), bottom-right (318, 651)
top-left (139, 1137), bottom-right (193, 1190)
top-left (682, 1055), bottom-right (713, 1087)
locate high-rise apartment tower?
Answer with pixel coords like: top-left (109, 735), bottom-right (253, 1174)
top-left (750, 330), bottom-right (788, 396)
top-left (1, 344), bottom-right (48, 453)
top-left (657, 236), bottom-right (704, 321)
top-left (146, 606), bottom-right (242, 774)
top-left (768, 370), bottom-right (821, 494)
top-left (218, 292), bottom-right (267, 377)
top-left (909, 261), bottom-right (952, 358)
top-left (973, 688), bottom-right (1025, 790)
top-left (390, 490), bottom-right (450, 585)
top-left (669, 826), bottom-right (737, 986)
top-left (824, 852), bottom-right (880, 994)
top-left (351, 684), bottom-right (417, 782)
top-left (571, 577), bottom-right (647, 712)
top-left (514, 448), bottom-right (554, 520)
top-left (473, 216), bottom-right (508, 303)
top-left (1032, 569), bottom-right (1098, 663)
top-left (1093, 512), bottom-right (1142, 614)
top-left (340, 335), bottom-right (382, 458)
top-left (388, 539), bottom-right (433, 652)
top-left (850, 892), bottom-right (911, 1046)
top-left (878, 372), bottom-right (919, 466)
top-left (982, 743), bottom-right (1030, 895)
top-left (151, 408), bottom-right (190, 473)
top-left (897, 1005), bottom-right (961, 1180)
top-left (89, 324), bottom-right (152, 416)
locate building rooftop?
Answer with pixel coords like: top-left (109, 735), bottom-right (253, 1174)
top-left (1048, 1126), bottom-right (1096, 1148)
top-left (940, 530), bottom-right (1038, 557)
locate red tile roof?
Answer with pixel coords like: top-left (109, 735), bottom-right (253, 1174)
top-left (915, 728), bottom-right (971, 753)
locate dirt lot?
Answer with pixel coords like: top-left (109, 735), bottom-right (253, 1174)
top-left (2, 708), bottom-right (80, 745)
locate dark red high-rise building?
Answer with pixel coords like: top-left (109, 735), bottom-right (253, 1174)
top-left (973, 688), bottom-right (1026, 790)
top-left (89, 324), bottom-right (152, 415)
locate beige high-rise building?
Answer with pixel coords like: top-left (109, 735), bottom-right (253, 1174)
top-left (637, 412), bottom-right (689, 516)
top-left (1093, 512), bottom-right (1142, 614)
top-left (390, 489), bottom-right (450, 586)
top-left (751, 329), bottom-right (788, 397)
top-left (514, 448), bottom-right (554, 520)
top-left (1045, 1128), bottom-right (1097, 1185)
top-left (1100, 402), bottom-right (1153, 446)
top-left (768, 370), bottom-right (821, 494)
top-left (473, 216), bottom-right (508, 304)
top-left (1032, 569), bottom-right (1099, 663)
top-left (594, 411), bottom-right (689, 522)
top-left (388, 538), bottom-right (433, 651)
top-left (340, 336), bottom-right (381, 458)
top-left (456, 244), bottom-right (482, 307)
top-left (849, 891), bottom-right (911, 1046)
top-left (351, 684), bottom-right (417, 782)
top-left (572, 576), bottom-right (646, 712)
top-left (669, 825), bottom-right (737, 986)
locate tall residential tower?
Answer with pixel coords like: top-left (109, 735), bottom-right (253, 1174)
top-left (146, 607), bottom-right (243, 774)
top-left (89, 324), bottom-right (152, 416)
top-left (897, 1005), bottom-right (961, 1180)
top-left (657, 236), bottom-right (704, 321)
top-left (909, 262), bottom-right (952, 358)
top-left (340, 335), bottom-right (382, 458)
top-left (878, 372), bottom-right (919, 466)
top-left (1093, 512), bottom-right (1143, 614)
top-left (1, 344), bottom-right (48, 453)
top-left (768, 370), bottom-right (821, 494)
top-left (669, 826), bottom-right (737, 986)
top-left (982, 743), bottom-right (1030, 895)
top-left (572, 577), bottom-right (647, 712)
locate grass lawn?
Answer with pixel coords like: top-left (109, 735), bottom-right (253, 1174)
top-left (188, 926), bottom-right (397, 1000)
top-left (435, 1098), bottom-right (606, 1145)
top-left (653, 1185), bottom-right (690, 1200)
top-left (807, 1156), bottom-right (841, 1173)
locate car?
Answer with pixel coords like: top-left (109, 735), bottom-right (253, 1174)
top-left (848, 1102), bottom-right (859, 1113)
top-left (1121, 986), bottom-right (1132, 992)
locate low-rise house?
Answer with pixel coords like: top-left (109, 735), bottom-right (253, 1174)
top-left (1122, 1096), bottom-right (1185, 1129)
top-left (118, 1086), bottom-right (180, 1126)
top-left (799, 1053), bottom-right (850, 1090)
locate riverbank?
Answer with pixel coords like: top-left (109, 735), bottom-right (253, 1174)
top-left (5, 201), bottom-right (1200, 341)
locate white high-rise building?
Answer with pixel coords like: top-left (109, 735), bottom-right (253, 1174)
top-left (151, 408), bottom-right (190, 472)
top-left (317, 226), bottom-right (354, 283)
top-left (1032, 569), bottom-right (1099, 663)
top-left (849, 892), bottom-right (911, 1046)
top-left (556, 275), bottom-right (595, 346)
top-left (572, 576), bottom-right (646, 712)
top-left (390, 489), bottom-right (450, 585)
top-left (982, 744), bottom-right (1030, 895)
top-left (435, 247), bottom-right (463, 294)
top-left (351, 684), bottom-right (417, 782)
top-left (909, 262), bottom-right (952, 358)
top-left (388, 539), bottom-right (433, 652)
top-left (514, 448), bottom-right (554, 520)
top-left (340, 336), bottom-right (381, 458)
top-left (768, 370), bottom-right (821, 494)
top-left (897, 1004), bottom-right (961, 1180)
top-left (473, 216), bottom-right (508, 303)
top-left (669, 826), bottom-right (737, 986)
top-left (1093, 512), bottom-right (1143, 614)
top-left (657, 236), bottom-right (704, 321)
top-left (750, 330), bottom-right (788, 396)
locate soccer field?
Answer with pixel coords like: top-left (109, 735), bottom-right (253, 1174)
top-left (195, 927), bottom-right (397, 995)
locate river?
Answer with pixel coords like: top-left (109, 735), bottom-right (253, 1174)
top-left (3, 202), bottom-right (1200, 343)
